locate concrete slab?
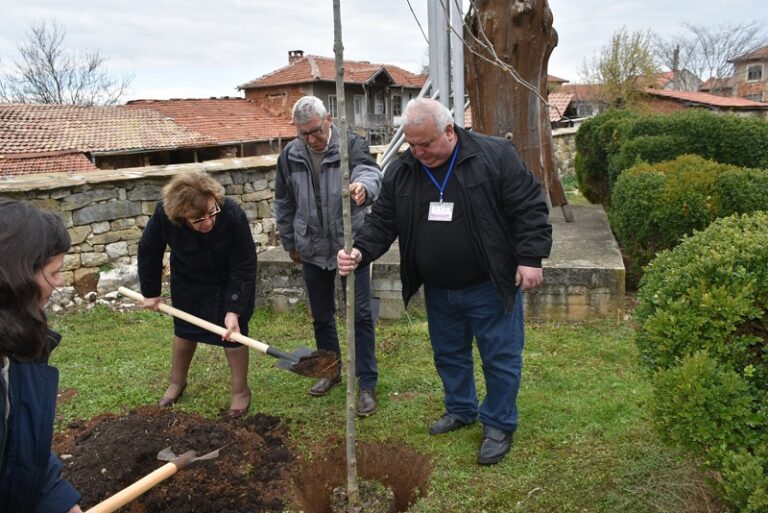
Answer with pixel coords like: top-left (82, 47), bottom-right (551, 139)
top-left (256, 203), bottom-right (625, 323)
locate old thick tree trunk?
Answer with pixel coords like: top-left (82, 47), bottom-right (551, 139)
top-left (465, 0), bottom-right (571, 218)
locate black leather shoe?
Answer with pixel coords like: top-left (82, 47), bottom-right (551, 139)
top-left (477, 425), bottom-right (513, 465)
top-left (356, 389), bottom-right (377, 417)
top-left (309, 374), bottom-right (341, 396)
top-left (429, 413), bottom-right (475, 435)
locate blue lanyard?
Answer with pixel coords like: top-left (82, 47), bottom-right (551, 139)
top-left (422, 144), bottom-right (459, 203)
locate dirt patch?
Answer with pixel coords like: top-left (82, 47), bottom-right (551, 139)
top-left (53, 408), bottom-right (432, 512)
top-left (291, 437), bottom-right (432, 513)
top-left (53, 407), bottom-right (294, 512)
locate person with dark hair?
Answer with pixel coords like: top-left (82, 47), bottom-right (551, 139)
top-left (0, 199), bottom-right (82, 513)
top-left (274, 95), bottom-right (382, 416)
top-left (138, 171), bottom-right (257, 418)
top-left (338, 98), bottom-right (552, 465)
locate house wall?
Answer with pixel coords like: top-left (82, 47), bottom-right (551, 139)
top-left (733, 61), bottom-right (767, 102)
top-left (243, 84), bottom-right (311, 118)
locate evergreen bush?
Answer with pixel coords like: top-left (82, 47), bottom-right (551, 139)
top-left (635, 212), bottom-right (768, 512)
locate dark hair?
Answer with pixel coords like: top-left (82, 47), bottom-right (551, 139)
top-left (0, 199), bottom-right (71, 361)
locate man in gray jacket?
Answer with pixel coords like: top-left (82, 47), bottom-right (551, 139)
top-left (274, 96), bottom-right (382, 416)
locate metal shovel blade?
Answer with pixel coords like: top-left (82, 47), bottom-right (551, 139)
top-left (275, 347), bottom-right (340, 378)
top-left (157, 443), bottom-right (228, 464)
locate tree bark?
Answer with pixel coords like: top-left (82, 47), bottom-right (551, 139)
top-left (465, 0), bottom-right (571, 217)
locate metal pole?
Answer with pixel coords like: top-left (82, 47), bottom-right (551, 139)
top-left (450, 0), bottom-right (465, 127)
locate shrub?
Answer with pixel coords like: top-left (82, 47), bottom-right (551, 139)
top-left (635, 211), bottom-right (768, 512)
top-left (574, 109), bottom-right (640, 203)
top-left (574, 109), bottom-right (768, 205)
top-left (716, 167), bottom-right (768, 216)
top-left (610, 155), bottom-right (754, 285)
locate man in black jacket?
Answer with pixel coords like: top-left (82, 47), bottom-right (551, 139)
top-left (338, 98), bottom-right (552, 465)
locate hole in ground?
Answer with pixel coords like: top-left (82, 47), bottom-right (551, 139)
top-left (291, 440), bottom-right (432, 513)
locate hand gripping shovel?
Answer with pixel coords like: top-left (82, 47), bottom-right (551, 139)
top-left (84, 444), bottom-right (226, 513)
top-left (118, 287), bottom-right (339, 378)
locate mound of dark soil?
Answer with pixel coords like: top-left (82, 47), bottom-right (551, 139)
top-left (53, 406), bottom-right (295, 513)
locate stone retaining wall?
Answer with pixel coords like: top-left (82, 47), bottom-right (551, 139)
top-left (0, 157), bottom-right (281, 290)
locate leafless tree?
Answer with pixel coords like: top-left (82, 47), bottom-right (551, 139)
top-left (579, 27), bottom-right (660, 108)
top-left (652, 21), bottom-right (768, 94)
top-left (0, 19), bottom-right (133, 106)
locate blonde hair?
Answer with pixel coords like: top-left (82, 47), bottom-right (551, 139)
top-left (162, 171), bottom-right (225, 225)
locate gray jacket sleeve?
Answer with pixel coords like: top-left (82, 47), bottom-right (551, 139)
top-left (348, 135), bottom-right (382, 206)
top-left (274, 147), bottom-right (297, 252)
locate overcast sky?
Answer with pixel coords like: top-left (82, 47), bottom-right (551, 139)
top-left (1, 0), bottom-right (767, 101)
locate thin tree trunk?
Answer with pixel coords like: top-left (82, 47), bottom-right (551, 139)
top-left (465, 0), bottom-right (573, 220)
top-left (332, 0), bottom-right (359, 507)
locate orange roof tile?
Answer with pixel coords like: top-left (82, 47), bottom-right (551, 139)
top-left (729, 46), bottom-right (768, 63)
top-left (643, 88), bottom-right (768, 108)
top-left (238, 55), bottom-right (427, 90)
top-left (462, 92), bottom-right (574, 128)
top-left (548, 92), bottom-right (574, 122)
top-left (125, 98), bottom-right (295, 142)
top-left (0, 103), bottom-right (212, 155)
top-left (0, 152), bottom-right (97, 176)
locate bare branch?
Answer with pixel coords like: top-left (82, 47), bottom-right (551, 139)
top-left (0, 18), bottom-right (133, 105)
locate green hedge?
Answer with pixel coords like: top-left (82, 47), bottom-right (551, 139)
top-left (635, 212), bottom-right (768, 512)
top-left (574, 109), bottom-right (768, 205)
top-left (609, 155), bottom-right (768, 286)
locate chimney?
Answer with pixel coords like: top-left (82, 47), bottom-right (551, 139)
top-left (289, 50), bottom-right (304, 64)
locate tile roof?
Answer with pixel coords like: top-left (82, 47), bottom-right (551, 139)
top-left (238, 55), bottom-right (427, 90)
top-left (728, 46), bottom-right (768, 63)
top-left (462, 92), bottom-right (574, 128)
top-left (643, 88), bottom-right (768, 108)
top-left (548, 92), bottom-right (574, 122)
top-left (124, 98), bottom-right (295, 142)
top-left (0, 103), bottom-right (211, 155)
top-left (0, 152), bottom-right (97, 176)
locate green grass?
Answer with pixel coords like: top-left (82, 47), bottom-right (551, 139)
top-left (50, 305), bottom-right (726, 512)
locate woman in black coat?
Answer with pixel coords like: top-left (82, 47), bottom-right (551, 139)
top-left (0, 199), bottom-right (82, 513)
top-left (138, 171), bottom-right (257, 418)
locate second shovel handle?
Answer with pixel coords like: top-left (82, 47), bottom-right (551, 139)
top-left (117, 287), bottom-right (270, 354)
top-left (85, 461), bottom-right (178, 513)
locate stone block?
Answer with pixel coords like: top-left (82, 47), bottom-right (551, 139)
top-left (68, 225), bottom-right (92, 245)
top-left (105, 241), bottom-right (129, 260)
top-left (73, 200), bottom-right (142, 225)
top-left (61, 188), bottom-right (119, 211)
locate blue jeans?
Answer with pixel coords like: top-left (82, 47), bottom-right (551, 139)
top-left (424, 282), bottom-right (524, 433)
top-left (302, 262), bottom-right (378, 390)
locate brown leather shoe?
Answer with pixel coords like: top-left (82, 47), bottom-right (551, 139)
top-left (309, 374), bottom-right (341, 396)
top-left (356, 389), bottom-right (377, 417)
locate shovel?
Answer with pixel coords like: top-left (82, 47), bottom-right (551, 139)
top-left (84, 444), bottom-right (226, 513)
top-left (118, 287), bottom-right (339, 378)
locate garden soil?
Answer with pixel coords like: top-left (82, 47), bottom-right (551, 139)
top-left (53, 406), bottom-right (295, 513)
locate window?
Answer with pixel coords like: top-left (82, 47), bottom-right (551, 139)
top-left (374, 94), bottom-right (384, 115)
top-left (328, 95), bottom-right (338, 118)
top-left (353, 95), bottom-right (364, 125)
top-left (392, 95), bottom-right (402, 116)
top-left (747, 64), bottom-right (763, 82)
top-left (745, 93), bottom-right (764, 102)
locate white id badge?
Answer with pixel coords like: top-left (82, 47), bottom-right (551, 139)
top-left (428, 201), bottom-right (454, 222)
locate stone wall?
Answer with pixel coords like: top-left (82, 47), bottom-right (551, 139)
top-left (552, 127), bottom-right (578, 178)
top-left (0, 157), bottom-right (281, 290)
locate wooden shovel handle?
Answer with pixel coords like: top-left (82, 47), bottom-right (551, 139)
top-left (84, 461), bottom-right (179, 513)
top-left (118, 287), bottom-right (270, 354)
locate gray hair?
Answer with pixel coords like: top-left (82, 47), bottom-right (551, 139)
top-left (401, 98), bottom-right (454, 132)
top-left (292, 96), bottom-right (327, 124)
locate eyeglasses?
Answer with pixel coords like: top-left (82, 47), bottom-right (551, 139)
top-left (189, 202), bottom-right (220, 224)
top-left (297, 121), bottom-right (325, 140)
